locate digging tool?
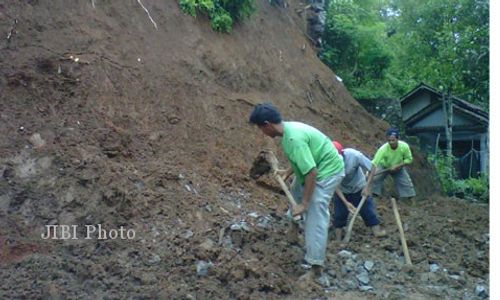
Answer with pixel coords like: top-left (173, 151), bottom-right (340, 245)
top-left (263, 150), bottom-right (298, 207)
top-left (390, 197), bottom-right (412, 265)
top-left (342, 195), bottom-right (367, 243)
top-left (374, 168), bottom-right (390, 176)
top-left (343, 168), bottom-right (393, 243)
top-left (250, 150), bottom-right (297, 207)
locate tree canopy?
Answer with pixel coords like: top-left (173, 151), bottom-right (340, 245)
top-left (320, 0), bottom-right (489, 109)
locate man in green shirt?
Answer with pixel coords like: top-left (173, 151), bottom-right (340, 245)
top-left (249, 103), bottom-right (345, 287)
top-left (365, 128), bottom-right (416, 199)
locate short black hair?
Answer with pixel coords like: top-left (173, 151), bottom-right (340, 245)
top-left (386, 128), bottom-right (399, 138)
top-left (249, 103), bottom-right (282, 126)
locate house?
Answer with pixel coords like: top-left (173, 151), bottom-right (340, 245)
top-left (400, 83), bottom-right (489, 178)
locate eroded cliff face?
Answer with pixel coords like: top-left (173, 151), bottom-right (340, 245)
top-left (0, 0), bottom-right (487, 299)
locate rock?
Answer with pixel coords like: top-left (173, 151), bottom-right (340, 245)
top-left (359, 285), bottom-right (373, 292)
top-left (420, 272), bottom-right (439, 283)
top-left (326, 269), bottom-right (336, 278)
top-left (221, 236), bottom-right (233, 250)
top-left (364, 260), bottom-right (374, 271)
top-left (256, 216), bottom-right (271, 229)
top-left (338, 250), bottom-right (353, 258)
top-left (356, 272), bottom-right (370, 285)
top-left (230, 221), bottom-right (250, 231)
top-left (248, 212), bottom-right (259, 218)
top-left (182, 230), bottom-right (194, 239)
top-left (340, 265), bottom-right (349, 275)
top-left (145, 254), bottom-right (161, 266)
top-left (139, 273), bottom-right (158, 285)
top-left (449, 275), bottom-right (460, 280)
top-left (345, 258), bottom-right (356, 270)
top-left (196, 260), bottom-right (213, 276)
top-left (29, 133), bottom-right (46, 149)
top-left (315, 274), bottom-right (331, 287)
top-left (200, 239), bottom-right (216, 251)
top-left (475, 285), bottom-right (487, 298)
top-left (344, 279), bottom-right (357, 290)
top-left (429, 263), bottom-right (439, 273)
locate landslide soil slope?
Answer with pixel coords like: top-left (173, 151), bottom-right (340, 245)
top-left (0, 0), bottom-right (488, 299)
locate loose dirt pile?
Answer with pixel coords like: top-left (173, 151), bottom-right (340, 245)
top-left (0, 0), bottom-right (488, 299)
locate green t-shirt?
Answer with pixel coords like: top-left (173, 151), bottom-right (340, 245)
top-left (371, 141), bottom-right (413, 169)
top-left (281, 122), bottom-right (344, 184)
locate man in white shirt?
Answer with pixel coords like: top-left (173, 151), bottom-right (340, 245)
top-left (332, 141), bottom-right (386, 241)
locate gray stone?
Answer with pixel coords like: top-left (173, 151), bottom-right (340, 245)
top-left (182, 230), bottom-right (194, 239)
top-left (145, 254), bottom-right (161, 266)
top-left (475, 285), bottom-right (487, 298)
top-left (429, 263), bottom-right (439, 273)
top-left (256, 216), bottom-right (271, 229)
top-left (315, 274), bottom-right (331, 287)
top-left (340, 265), bottom-right (349, 275)
top-left (196, 260), bottom-right (213, 276)
top-left (248, 212), bottom-right (259, 218)
top-left (338, 250), bottom-right (353, 258)
top-left (344, 279), bottom-right (357, 290)
top-left (326, 269), bottom-right (336, 278)
top-left (359, 285), bottom-right (374, 292)
top-left (230, 221), bottom-right (250, 231)
top-left (356, 272), bottom-right (370, 285)
top-left (364, 260), bottom-right (374, 271)
top-left (420, 272), bottom-right (439, 283)
top-left (199, 239), bottom-right (216, 252)
top-left (140, 273), bottom-right (158, 285)
top-left (221, 236), bottom-right (233, 250)
top-left (345, 258), bottom-right (356, 269)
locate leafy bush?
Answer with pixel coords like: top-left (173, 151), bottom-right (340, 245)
top-left (210, 9), bottom-right (233, 32)
top-left (455, 176), bottom-right (489, 202)
top-left (428, 152), bottom-right (489, 202)
top-left (178, 0), bottom-right (255, 33)
top-left (179, 0), bottom-right (197, 17)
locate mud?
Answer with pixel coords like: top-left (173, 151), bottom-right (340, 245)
top-left (0, 0), bottom-right (488, 299)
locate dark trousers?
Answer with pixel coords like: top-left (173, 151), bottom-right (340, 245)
top-left (333, 190), bottom-right (380, 228)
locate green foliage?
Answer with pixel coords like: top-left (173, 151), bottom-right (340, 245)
top-left (428, 152), bottom-right (457, 195)
top-left (320, 0), bottom-right (489, 109)
top-left (210, 8), bottom-right (233, 32)
top-left (428, 152), bottom-right (489, 202)
top-left (320, 0), bottom-right (399, 99)
top-left (179, 0), bottom-right (197, 17)
top-left (387, 0), bottom-right (489, 108)
top-left (178, 0), bottom-right (255, 33)
top-left (219, 0), bottom-right (255, 22)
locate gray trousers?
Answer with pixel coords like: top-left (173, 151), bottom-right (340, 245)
top-left (372, 167), bottom-right (416, 198)
top-left (291, 171), bottom-right (344, 266)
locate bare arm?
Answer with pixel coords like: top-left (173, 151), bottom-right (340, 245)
top-left (335, 189), bottom-right (356, 214)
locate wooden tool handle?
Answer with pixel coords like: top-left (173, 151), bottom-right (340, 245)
top-left (275, 174), bottom-right (297, 206)
top-left (342, 195), bottom-right (367, 243)
top-left (391, 197), bottom-right (412, 265)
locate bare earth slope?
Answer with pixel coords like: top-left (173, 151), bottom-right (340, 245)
top-left (0, 0), bottom-right (488, 299)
